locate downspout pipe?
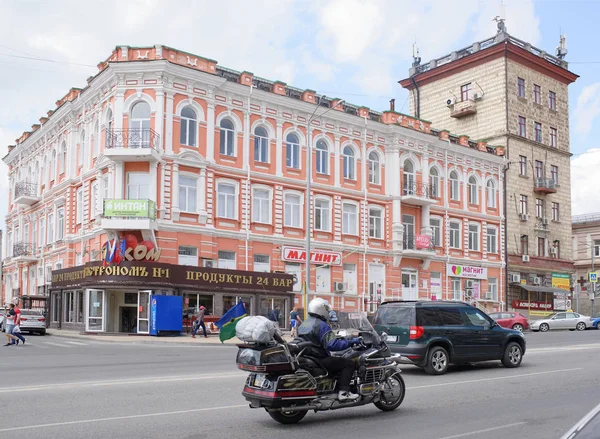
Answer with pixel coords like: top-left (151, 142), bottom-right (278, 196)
top-left (444, 140), bottom-right (450, 300)
top-left (362, 116), bottom-right (368, 314)
top-left (411, 76), bottom-right (421, 119)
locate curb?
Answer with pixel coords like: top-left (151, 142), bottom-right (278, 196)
top-left (46, 332), bottom-right (238, 347)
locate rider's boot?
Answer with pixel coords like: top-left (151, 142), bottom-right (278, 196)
top-left (338, 390), bottom-right (359, 402)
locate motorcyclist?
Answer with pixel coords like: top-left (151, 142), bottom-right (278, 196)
top-left (296, 298), bottom-right (360, 402)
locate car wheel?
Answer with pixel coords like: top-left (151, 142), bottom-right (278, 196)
top-left (502, 342), bottom-right (523, 368)
top-left (424, 346), bottom-right (449, 375)
top-left (512, 324), bottom-right (524, 332)
top-left (539, 323), bottom-right (550, 332)
top-left (576, 322), bottom-right (586, 331)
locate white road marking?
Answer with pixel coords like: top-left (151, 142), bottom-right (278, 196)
top-left (527, 343), bottom-right (600, 353)
top-left (437, 422), bottom-right (527, 439)
top-left (408, 368), bottom-right (583, 390)
top-left (64, 341), bottom-right (88, 346)
top-left (0, 372), bottom-right (248, 393)
top-left (43, 342), bottom-right (73, 348)
top-left (27, 344), bottom-right (50, 349)
top-left (0, 404), bottom-right (249, 432)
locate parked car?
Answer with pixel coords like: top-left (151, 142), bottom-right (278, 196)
top-left (373, 301), bottom-right (526, 375)
top-left (530, 312), bottom-right (593, 332)
top-left (488, 312), bottom-right (529, 332)
top-left (17, 310), bottom-right (46, 335)
top-left (591, 315), bottom-right (600, 329)
top-left (561, 401), bottom-right (600, 438)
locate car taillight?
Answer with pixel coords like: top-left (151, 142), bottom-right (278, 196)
top-left (409, 326), bottom-right (424, 340)
top-left (38, 318), bottom-right (45, 322)
top-left (20, 318), bottom-right (28, 322)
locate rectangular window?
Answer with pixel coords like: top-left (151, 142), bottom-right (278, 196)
top-left (342, 203), bottom-right (358, 235)
top-left (550, 165), bottom-right (559, 184)
top-left (533, 84), bottom-right (541, 104)
top-left (178, 246), bottom-right (198, 266)
top-left (369, 208), bottom-right (383, 239)
top-left (252, 188), bottom-right (271, 224)
top-left (521, 235), bottom-right (529, 255)
top-left (32, 221), bottom-right (37, 250)
top-left (518, 116), bottom-right (527, 137)
top-left (549, 91), bottom-right (556, 110)
top-left (450, 222), bottom-right (461, 249)
top-left (538, 237), bottom-right (546, 257)
top-left (550, 128), bottom-right (557, 148)
top-left (535, 160), bottom-right (544, 179)
top-left (517, 77), bottom-right (525, 97)
top-left (217, 183), bottom-right (236, 219)
top-left (253, 254), bottom-right (270, 272)
top-left (343, 263), bottom-right (357, 294)
top-left (430, 218), bottom-right (441, 247)
top-left (286, 138), bottom-right (300, 169)
top-left (552, 202), bottom-right (560, 221)
top-left (534, 122), bottom-right (542, 142)
top-left (217, 250), bottom-right (236, 269)
top-left (449, 175), bottom-right (460, 201)
top-left (57, 208), bottom-right (64, 241)
top-left (488, 278), bottom-right (498, 302)
top-left (314, 198), bottom-right (330, 231)
top-left (47, 213), bottom-right (55, 243)
top-left (486, 181), bottom-right (496, 208)
top-left (284, 193), bottom-right (301, 227)
top-left (316, 266), bottom-right (330, 293)
top-left (595, 240), bottom-right (600, 258)
top-left (39, 218), bottom-right (45, 247)
top-left (468, 178), bottom-right (478, 205)
top-left (519, 155), bottom-right (527, 176)
top-left (64, 291), bottom-right (75, 323)
top-left (461, 83), bottom-right (472, 101)
top-left (486, 227), bottom-right (497, 253)
top-left (76, 188), bottom-right (83, 224)
top-left (179, 175), bottom-right (198, 213)
top-left (253, 132), bottom-right (268, 163)
top-left (520, 195), bottom-right (528, 215)
top-left (536, 199), bottom-right (544, 218)
top-left (451, 278), bottom-right (461, 301)
top-left (468, 223), bottom-right (479, 251)
top-left (126, 172), bottom-right (149, 199)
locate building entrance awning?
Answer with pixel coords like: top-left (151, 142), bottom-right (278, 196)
top-left (519, 285), bottom-right (569, 295)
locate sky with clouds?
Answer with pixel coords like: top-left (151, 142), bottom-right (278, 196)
top-left (0, 0), bottom-right (599, 230)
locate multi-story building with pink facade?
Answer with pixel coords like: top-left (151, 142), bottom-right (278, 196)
top-left (2, 45), bottom-right (506, 333)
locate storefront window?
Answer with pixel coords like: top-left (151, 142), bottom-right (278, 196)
top-left (52, 293), bottom-right (60, 323)
top-left (183, 293), bottom-right (214, 316)
top-left (224, 295), bottom-right (252, 315)
top-left (64, 291), bottom-right (75, 323)
top-left (77, 291), bottom-right (84, 323)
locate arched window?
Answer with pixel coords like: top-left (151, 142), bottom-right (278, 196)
top-left (51, 150), bottom-right (57, 180)
top-left (93, 121), bottom-right (100, 157)
top-left (315, 140), bottom-right (328, 175)
top-left (368, 151), bottom-right (380, 184)
top-left (429, 168), bottom-right (439, 197)
top-left (219, 118), bottom-right (235, 156)
top-left (468, 176), bottom-right (478, 204)
top-left (79, 130), bottom-right (86, 167)
top-left (449, 170), bottom-right (460, 201)
top-left (343, 146), bottom-right (355, 180)
top-left (180, 106), bottom-right (197, 147)
top-left (403, 160), bottom-right (415, 195)
top-left (253, 126), bottom-right (269, 163)
top-left (486, 180), bottom-right (497, 208)
top-left (60, 141), bottom-right (67, 174)
top-left (130, 101), bottom-right (151, 148)
top-left (286, 133), bottom-right (300, 169)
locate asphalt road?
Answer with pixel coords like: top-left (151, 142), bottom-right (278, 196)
top-left (0, 331), bottom-right (599, 439)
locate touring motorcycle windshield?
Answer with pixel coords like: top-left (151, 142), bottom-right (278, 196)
top-left (333, 311), bottom-right (375, 332)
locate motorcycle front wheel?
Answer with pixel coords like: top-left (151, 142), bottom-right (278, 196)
top-left (268, 409), bottom-right (308, 424)
top-left (374, 374), bottom-right (406, 412)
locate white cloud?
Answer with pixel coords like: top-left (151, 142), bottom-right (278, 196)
top-left (574, 83), bottom-right (600, 136)
top-left (571, 150), bottom-right (600, 215)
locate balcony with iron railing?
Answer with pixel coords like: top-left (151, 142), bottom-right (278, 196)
top-left (12, 242), bottom-right (39, 262)
top-left (402, 182), bottom-right (436, 206)
top-left (534, 178), bottom-right (557, 194)
top-left (104, 128), bottom-right (161, 162)
top-left (402, 234), bottom-right (435, 261)
top-left (14, 181), bottom-right (39, 205)
top-left (100, 199), bottom-right (158, 231)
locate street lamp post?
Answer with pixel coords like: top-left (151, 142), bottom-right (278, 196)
top-left (304, 98), bottom-right (344, 319)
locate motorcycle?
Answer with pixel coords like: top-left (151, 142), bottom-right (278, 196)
top-left (236, 311), bottom-right (407, 424)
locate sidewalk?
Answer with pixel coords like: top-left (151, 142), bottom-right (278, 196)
top-left (47, 329), bottom-right (295, 346)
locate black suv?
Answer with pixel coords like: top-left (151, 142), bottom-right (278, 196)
top-left (373, 301), bottom-right (526, 375)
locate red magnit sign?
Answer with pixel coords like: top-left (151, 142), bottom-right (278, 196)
top-left (512, 300), bottom-right (553, 310)
top-left (282, 246), bottom-right (342, 266)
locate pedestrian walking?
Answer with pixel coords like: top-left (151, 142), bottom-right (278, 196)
top-left (4, 304), bottom-right (19, 347)
top-left (12, 305), bottom-right (26, 345)
top-left (290, 307), bottom-right (302, 337)
top-left (268, 306), bottom-right (280, 326)
top-left (192, 306), bottom-right (208, 338)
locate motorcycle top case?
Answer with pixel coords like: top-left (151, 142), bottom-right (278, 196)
top-left (236, 344), bottom-right (294, 373)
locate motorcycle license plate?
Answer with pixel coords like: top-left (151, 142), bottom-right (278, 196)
top-left (253, 375), bottom-right (266, 388)
top-left (386, 335), bottom-right (398, 342)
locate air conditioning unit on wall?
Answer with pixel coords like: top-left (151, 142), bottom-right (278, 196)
top-left (465, 279), bottom-right (475, 289)
top-left (446, 97), bottom-right (456, 107)
top-left (510, 274), bottom-right (521, 283)
top-left (532, 276), bottom-right (541, 285)
top-left (334, 282), bottom-right (347, 293)
top-left (522, 255), bottom-right (530, 263)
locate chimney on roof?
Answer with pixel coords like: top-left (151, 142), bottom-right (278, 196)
top-left (389, 99), bottom-right (395, 111)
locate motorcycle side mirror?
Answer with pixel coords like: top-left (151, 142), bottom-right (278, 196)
top-left (380, 331), bottom-right (388, 339)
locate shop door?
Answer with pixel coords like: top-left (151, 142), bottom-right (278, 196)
top-left (86, 289), bottom-right (105, 332)
top-left (137, 290), bottom-right (151, 334)
top-left (402, 271), bottom-right (418, 300)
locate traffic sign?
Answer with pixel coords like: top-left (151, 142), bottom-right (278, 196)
top-left (589, 272), bottom-right (598, 283)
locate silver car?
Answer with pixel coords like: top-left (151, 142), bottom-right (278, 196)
top-left (18, 310), bottom-right (46, 335)
top-left (530, 311), bottom-right (592, 332)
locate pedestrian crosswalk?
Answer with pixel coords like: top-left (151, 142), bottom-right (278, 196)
top-left (4, 339), bottom-right (111, 349)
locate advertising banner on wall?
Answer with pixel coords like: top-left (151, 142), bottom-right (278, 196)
top-left (446, 264), bottom-right (487, 279)
top-left (551, 272), bottom-right (570, 291)
top-left (281, 247), bottom-right (342, 265)
top-left (512, 300), bottom-right (553, 310)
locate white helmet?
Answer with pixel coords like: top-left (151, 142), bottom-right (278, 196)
top-left (307, 298), bottom-right (332, 321)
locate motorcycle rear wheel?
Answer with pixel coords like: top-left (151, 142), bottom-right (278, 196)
top-left (268, 409), bottom-right (308, 424)
top-left (374, 374), bottom-right (405, 412)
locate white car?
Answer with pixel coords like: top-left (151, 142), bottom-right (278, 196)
top-left (18, 310), bottom-right (46, 335)
top-left (530, 311), bottom-right (592, 332)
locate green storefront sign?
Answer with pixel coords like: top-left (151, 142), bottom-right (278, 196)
top-left (103, 199), bottom-right (157, 219)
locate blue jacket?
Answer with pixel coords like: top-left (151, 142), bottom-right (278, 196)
top-left (297, 315), bottom-right (353, 357)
